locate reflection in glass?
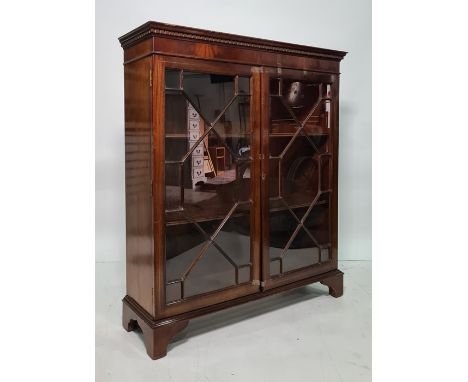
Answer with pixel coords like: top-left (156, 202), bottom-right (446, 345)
top-left (165, 69), bottom-right (181, 89)
top-left (270, 78), bottom-right (323, 124)
top-left (183, 72), bottom-right (235, 123)
top-left (164, 69), bottom-right (253, 303)
top-left (165, 211), bottom-right (252, 303)
top-left (269, 204), bottom-right (330, 274)
top-left (268, 76), bottom-right (332, 276)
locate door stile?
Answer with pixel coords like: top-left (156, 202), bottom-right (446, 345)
top-left (329, 77), bottom-right (340, 268)
top-left (260, 69), bottom-right (270, 287)
top-left (250, 68), bottom-right (262, 286)
top-left (152, 55), bottom-right (166, 318)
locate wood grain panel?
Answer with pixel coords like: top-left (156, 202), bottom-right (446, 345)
top-left (124, 57), bottom-right (154, 316)
top-left (120, 22), bottom-right (346, 73)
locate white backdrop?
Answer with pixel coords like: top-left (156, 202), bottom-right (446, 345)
top-left (95, 0), bottom-right (371, 262)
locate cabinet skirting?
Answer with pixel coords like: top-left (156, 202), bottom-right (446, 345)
top-left (123, 269), bottom-right (343, 359)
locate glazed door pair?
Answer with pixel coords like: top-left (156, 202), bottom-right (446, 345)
top-left (158, 57), bottom-right (336, 317)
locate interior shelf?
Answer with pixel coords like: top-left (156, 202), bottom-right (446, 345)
top-left (165, 207), bottom-right (251, 226)
top-left (164, 198), bottom-right (327, 226)
top-left (269, 132), bottom-right (328, 137)
top-left (166, 133), bottom-right (251, 139)
top-left (269, 198), bottom-right (327, 213)
top-left (166, 133), bottom-right (188, 138)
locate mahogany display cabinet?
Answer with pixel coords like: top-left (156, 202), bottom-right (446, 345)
top-left (119, 21), bottom-right (346, 360)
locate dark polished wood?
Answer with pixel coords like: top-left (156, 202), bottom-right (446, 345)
top-left (320, 270), bottom-right (344, 297)
top-left (123, 298), bottom-right (188, 360)
top-left (153, 55), bottom-right (166, 318)
top-left (119, 21), bottom-right (345, 73)
top-left (123, 269), bottom-right (343, 358)
top-left (120, 21), bottom-right (346, 359)
top-left (124, 56), bottom-right (154, 316)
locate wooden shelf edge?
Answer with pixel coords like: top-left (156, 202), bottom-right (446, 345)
top-left (163, 199), bottom-right (327, 226)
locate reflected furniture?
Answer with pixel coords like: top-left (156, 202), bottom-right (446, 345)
top-left (119, 21), bottom-right (347, 359)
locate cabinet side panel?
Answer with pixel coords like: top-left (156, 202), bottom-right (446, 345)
top-left (330, 76), bottom-right (340, 267)
top-left (124, 57), bottom-right (154, 316)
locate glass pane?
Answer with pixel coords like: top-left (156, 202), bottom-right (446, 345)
top-left (281, 140), bottom-right (319, 207)
top-left (165, 207), bottom-right (252, 303)
top-left (303, 202), bottom-right (330, 246)
top-left (165, 91), bottom-right (251, 224)
top-left (268, 209), bottom-right (298, 263)
top-left (184, 244), bottom-right (236, 298)
top-left (238, 76), bottom-right (250, 95)
top-left (278, 78), bottom-right (321, 124)
top-left (165, 69), bottom-right (181, 89)
top-left (165, 162), bottom-right (182, 211)
top-left (269, 137), bottom-right (328, 209)
top-left (270, 77), bottom-right (280, 96)
top-left (268, 75), bottom-right (332, 277)
top-left (165, 93), bottom-right (187, 137)
top-left (268, 204), bottom-right (329, 274)
top-left (282, 227), bottom-right (320, 272)
top-left (183, 71), bottom-right (235, 123)
top-left (284, 202), bottom-right (330, 271)
top-left (270, 96), bottom-right (295, 135)
top-left (165, 221), bottom-right (206, 302)
top-left (270, 78), bottom-right (327, 134)
top-left (164, 69), bottom-right (253, 303)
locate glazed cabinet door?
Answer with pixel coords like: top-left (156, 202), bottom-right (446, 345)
top-left (261, 70), bottom-right (339, 289)
top-left (154, 57), bottom-right (261, 317)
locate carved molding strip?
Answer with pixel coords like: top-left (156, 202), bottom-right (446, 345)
top-left (120, 27), bottom-right (346, 60)
top-left (121, 29), bottom-right (153, 48)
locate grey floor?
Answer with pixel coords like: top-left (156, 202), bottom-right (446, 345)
top-left (96, 261), bottom-right (371, 382)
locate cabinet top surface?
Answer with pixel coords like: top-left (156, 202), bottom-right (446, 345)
top-left (118, 21), bottom-right (347, 61)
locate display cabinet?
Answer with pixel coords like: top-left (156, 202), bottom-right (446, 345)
top-left (119, 21), bottom-right (346, 359)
